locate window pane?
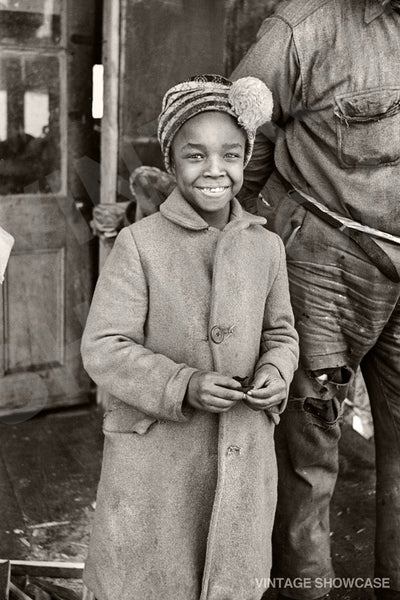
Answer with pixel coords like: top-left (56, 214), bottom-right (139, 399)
top-left (0, 0), bottom-right (61, 46)
top-left (0, 54), bottom-right (61, 195)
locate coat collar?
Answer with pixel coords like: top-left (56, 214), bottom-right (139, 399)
top-left (159, 186), bottom-right (266, 232)
top-left (364, 0), bottom-right (389, 24)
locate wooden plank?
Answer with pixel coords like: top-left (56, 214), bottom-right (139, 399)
top-left (25, 577), bottom-right (80, 600)
top-left (100, 0), bottom-right (120, 207)
top-left (99, 0), bottom-right (121, 267)
top-left (81, 586), bottom-right (95, 600)
top-left (5, 249), bottom-right (65, 373)
top-left (8, 582), bottom-right (32, 600)
top-left (96, 0), bottom-right (122, 407)
top-left (24, 582), bottom-right (51, 600)
top-left (10, 561), bottom-right (84, 579)
top-left (0, 560), bottom-right (10, 600)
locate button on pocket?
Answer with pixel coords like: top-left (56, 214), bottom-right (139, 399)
top-left (334, 87), bottom-right (400, 168)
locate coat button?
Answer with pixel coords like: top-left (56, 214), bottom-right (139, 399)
top-left (210, 326), bottom-right (224, 344)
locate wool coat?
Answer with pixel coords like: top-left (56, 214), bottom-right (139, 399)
top-left (81, 188), bottom-right (299, 600)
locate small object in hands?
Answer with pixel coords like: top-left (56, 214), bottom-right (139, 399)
top-left (233, 375), bottom-right (254, 393)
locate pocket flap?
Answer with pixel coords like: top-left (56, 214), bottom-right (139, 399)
top-left (336, 88), bottom-right (400, 119)
top-left (103, 406), bottom-right (157, 434)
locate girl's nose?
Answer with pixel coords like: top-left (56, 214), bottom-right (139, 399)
top-left (203, 155), bottom-right (225, 177)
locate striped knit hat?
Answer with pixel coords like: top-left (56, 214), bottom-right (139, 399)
top-left (158, 74), bottom-right (273, 174)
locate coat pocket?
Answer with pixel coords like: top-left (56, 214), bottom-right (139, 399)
top-left (334, 87), bottom-right (400, 167)
top-left (103, 406), bottom-right (157, 435)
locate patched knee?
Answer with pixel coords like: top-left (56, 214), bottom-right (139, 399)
top-left (304, 396), bottom-right (341, 423)
top-left (291, 364), bottom-right (354, 402)
top-left (311, 366), bottom-right (354, 401)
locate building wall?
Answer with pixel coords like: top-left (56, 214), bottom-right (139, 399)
top-left (224, 0), bottom-right (283, 74)
top-left (116, 0), bottom-right (284, 186)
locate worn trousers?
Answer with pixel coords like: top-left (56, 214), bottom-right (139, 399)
top-left (271, 208), bottom-right (400, 600)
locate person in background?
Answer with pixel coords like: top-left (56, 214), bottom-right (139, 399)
top-left (232, 1), bottom-right (400, 599)
top-left (81, 74), bottom-right (299, 600)
top-left (89, 166), bottom-right (176, 239)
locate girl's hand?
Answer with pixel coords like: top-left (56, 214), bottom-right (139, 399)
top-left (185, 371), bottom-right (244, 413)
top-left (244, 365), bottom-right (287, 412)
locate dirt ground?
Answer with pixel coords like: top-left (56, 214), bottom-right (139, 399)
top-left (0, 403), bottom-right (377, 599)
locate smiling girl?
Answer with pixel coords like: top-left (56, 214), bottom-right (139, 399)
top-left (81, 74), bottom-right (299, 600)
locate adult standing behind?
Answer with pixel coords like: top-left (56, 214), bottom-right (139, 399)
top-left (232, 1), bottom-right (400, 599)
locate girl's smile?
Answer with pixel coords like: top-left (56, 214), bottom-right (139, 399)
top-left (196, 186), bottom-right (230, 194)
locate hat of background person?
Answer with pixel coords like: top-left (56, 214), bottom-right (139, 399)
top-left (158, 74), bottom-right (273, 174)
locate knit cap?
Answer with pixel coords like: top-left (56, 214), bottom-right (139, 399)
top-left (158, 74), bottom-right (273, 174)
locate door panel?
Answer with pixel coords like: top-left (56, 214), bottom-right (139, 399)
top-left (0, 0), bottom-right (95, 419)
top-left (0, 196), bottom-right (92, 418)
top-left (5, 247), bottom-right (65, 372)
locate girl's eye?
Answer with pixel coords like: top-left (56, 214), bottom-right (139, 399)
top-left (225, 153), bottom-right (241, 160)
top-left (187, 153), bottom-right (204, 160)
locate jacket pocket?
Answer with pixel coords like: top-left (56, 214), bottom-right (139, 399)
top-left (334, 88), bottom-right (400, 167)
top-left (103, 406), bottom-right (157, 435)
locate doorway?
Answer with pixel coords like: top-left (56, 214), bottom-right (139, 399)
top-left (0, 0), bottom-right (99, 420)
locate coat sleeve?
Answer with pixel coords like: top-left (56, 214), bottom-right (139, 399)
top-left (81, 227), bottom-right (197, 422)
top-left (237, 130), bottom-right (275, 214)
top-left (232, 16), bottom-right (302, 204)
top-left (254, 237), bottom-right (299, 409)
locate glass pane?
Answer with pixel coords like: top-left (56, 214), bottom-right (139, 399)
top-left (0, 54), bottom-right (61, 194)
top-left (0, 0), bottom-right (61, 46)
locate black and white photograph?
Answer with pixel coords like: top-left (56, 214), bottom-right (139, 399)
top-left (0, 1), bottom-right (399, 599)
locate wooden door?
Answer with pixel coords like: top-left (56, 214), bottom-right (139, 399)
top-left (0, 0), bottom-right (97, 420)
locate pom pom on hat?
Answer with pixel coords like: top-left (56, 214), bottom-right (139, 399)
top-left (158, 74), bottom-right (273, 174)
top-left (229, 77), bottom-right (273, 133)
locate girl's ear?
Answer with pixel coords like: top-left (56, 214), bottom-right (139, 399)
top-left (170, 158), bottom-right (176, 175)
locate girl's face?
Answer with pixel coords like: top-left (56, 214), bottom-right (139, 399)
top-left (171, 111), bottom-right (246, 228)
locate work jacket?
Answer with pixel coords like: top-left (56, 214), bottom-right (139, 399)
top-left (233, 0), bottom-right (400, 237)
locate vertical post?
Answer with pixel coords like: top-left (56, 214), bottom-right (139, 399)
top-left (0, 560), bottom-right (10, 600)
top-left (96, 0), bottom-right (121, 407)
top-left (99, 0), bottom-right (121, 268)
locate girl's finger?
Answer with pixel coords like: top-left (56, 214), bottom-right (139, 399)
top-left (214, 376), bottom-right (243, 390)
top-left (205, 395), bottom-right (238, 408)
top-left (210, 385), bottom-right (245, 401)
